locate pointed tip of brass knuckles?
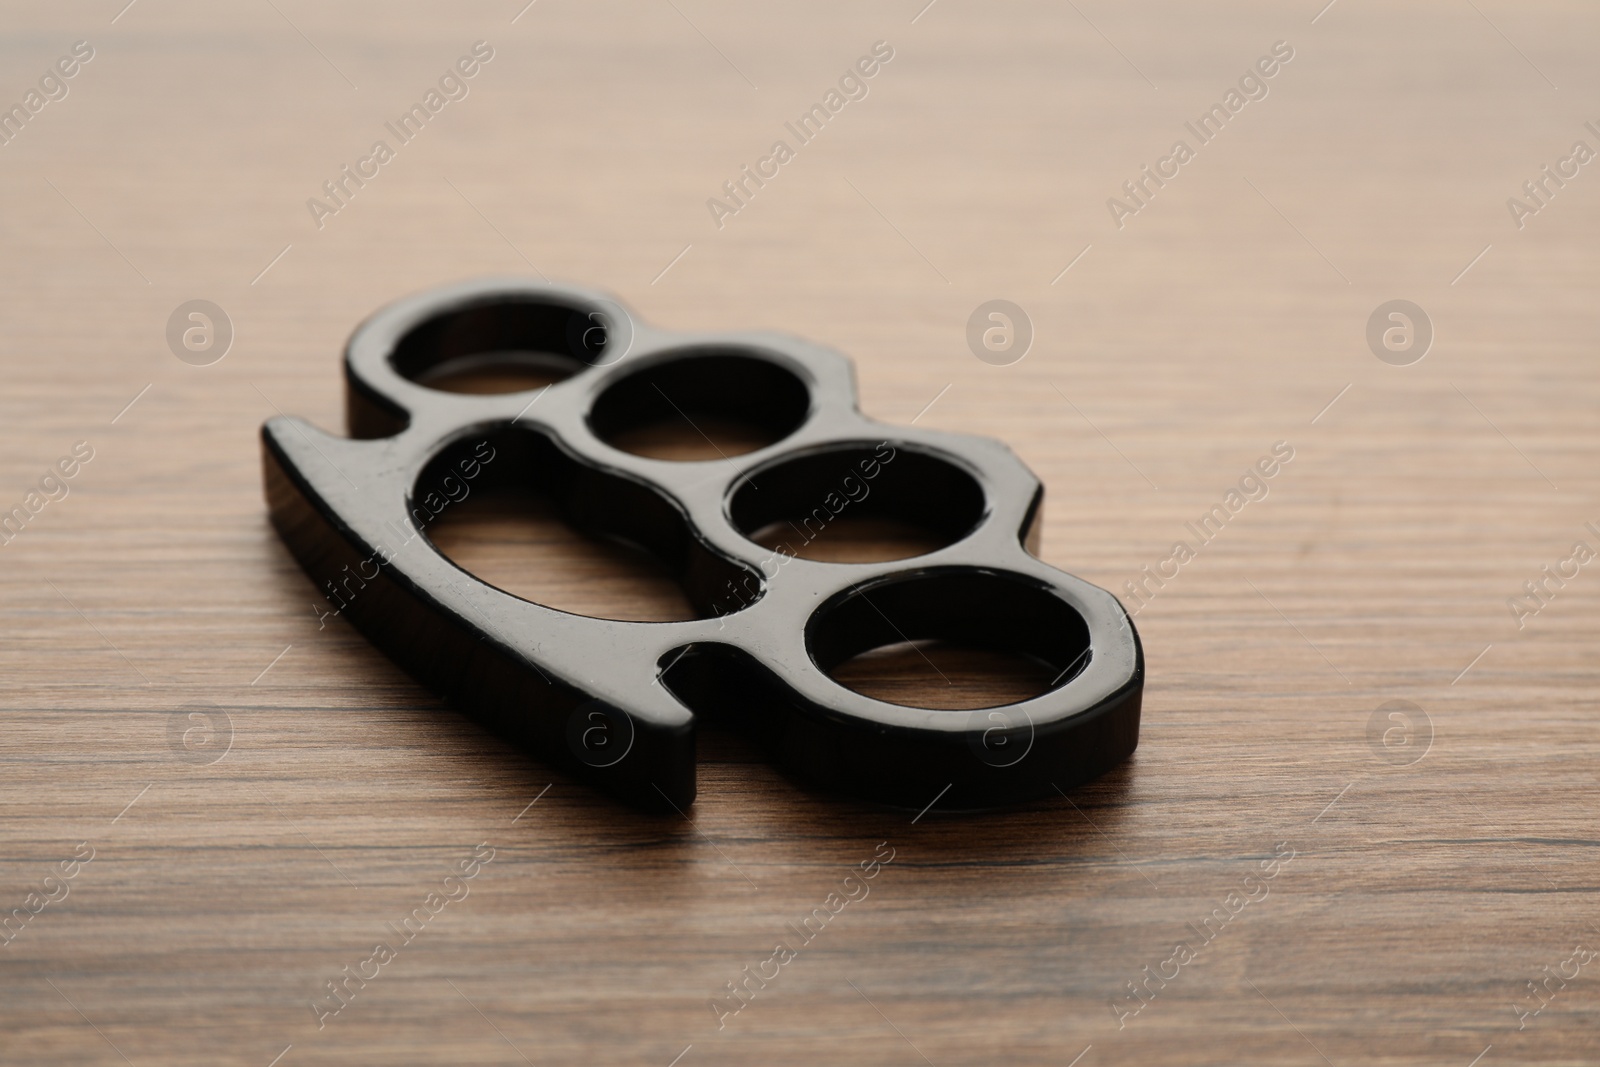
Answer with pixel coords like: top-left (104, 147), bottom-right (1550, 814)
top-left (260, 278), bottom-right (1143, 813)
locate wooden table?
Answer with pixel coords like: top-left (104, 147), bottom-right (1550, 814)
top-left (3, 1), bottom-right (1597, 1064)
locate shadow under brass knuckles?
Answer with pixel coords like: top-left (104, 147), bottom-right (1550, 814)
top-left (260, 278), bottom-right (1143, 812)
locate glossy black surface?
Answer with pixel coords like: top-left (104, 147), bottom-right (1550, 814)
top-left (260, 279), bottom-right (1143, 811)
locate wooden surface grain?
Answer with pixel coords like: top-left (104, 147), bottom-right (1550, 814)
top-left (3, 1), bottom-right (1599, 1064)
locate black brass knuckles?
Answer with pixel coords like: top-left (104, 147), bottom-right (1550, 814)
top-left (260, 278), bottom-right (1143, 811)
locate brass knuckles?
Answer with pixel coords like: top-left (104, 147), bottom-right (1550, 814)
top-left (261, 277), bottom-right (1143, 811)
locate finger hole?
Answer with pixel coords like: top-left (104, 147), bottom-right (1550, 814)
top-left (390, 296), bottom-right (621, 394)
top-left (829, 642), bottom-right (1059, 710)
top-left (415, 353), bottom-right (578, 395)
top-left (729, 444), bottom-right (985, 563)
top-left (588, 350), bottom-right (809, 461)
top-left (807, 570), bottom-right (1091, 710)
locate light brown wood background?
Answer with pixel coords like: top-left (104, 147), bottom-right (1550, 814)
top-left (2, 1), bottom-right (1598, 1064)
